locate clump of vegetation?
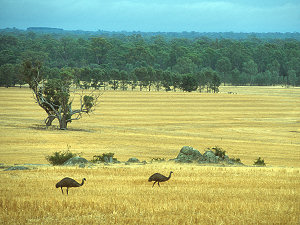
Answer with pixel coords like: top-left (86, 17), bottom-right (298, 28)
top-left (211, 146), bottom-right (226, 159)
top-left (230, 157), bottom-right (242, 164)
top-left (92, 152), bottom-right (118, 163)
top-left (83, 95), bottom-right (95, 112)
top-left (254, 157), bottom-right (266, 166)
top-left (46, 146), bottom-right (78, 165)
top-left (151, 157), bottom-right (166, 162)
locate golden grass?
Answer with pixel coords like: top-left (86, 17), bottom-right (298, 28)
top-left (0, 86), bottom-right (300, 224)
top-left (0, 86), bottom-right (299, 166)
top-left (0, 164), bottom-right (299, 224)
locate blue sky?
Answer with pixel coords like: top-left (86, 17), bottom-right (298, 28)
top-left (0, 0), bottom-right (299, 32)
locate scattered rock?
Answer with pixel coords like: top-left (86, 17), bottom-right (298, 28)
top-left (23, 163), bottom-right (50, 167)
top-left (63, 156), bottom-right (90, 166)
top-left (78, 163), bottom-right (86, 168)
top-left (175, 146), bottom-right (204, 163)
top-left (175, 146), bottom-right (244, 166)
top-left (103, 156), bottom-right (112, 163)
top-left (127, 157), bottom-right (140, 163)
top-left (224, 155), bottom-right (233, 164)
top-left (203, 150), bottom-right (218, 163)
top-left (0, 163), bottom-right (8, 169)
top-left (125, 159), bottom-right (147, 165)
top-left (4, 166), bottom-right (30, 171)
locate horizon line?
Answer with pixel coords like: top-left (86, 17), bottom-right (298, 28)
top-left (1, 26), bottom-right (299, 34)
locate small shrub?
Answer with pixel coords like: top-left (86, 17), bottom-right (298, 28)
top-left (211, 146), bottom-right (226, 159)
top-left (151, 157), bottom-right (166, 162)
top-left (83, 95), bottom-right (94, 112)
top-left (230, 157), bottom-right (242, 164)
top-left (46, 150), bottom-right (77, 165)
top-left (254, 157), bottom-right (266, 166)
top-left (92, 152), bottom-right (117, 163)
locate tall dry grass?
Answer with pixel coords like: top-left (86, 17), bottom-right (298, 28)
top-left (0, 164), bottom-right (299, 224)
top-left (0, 86), bottom-right (299, 224)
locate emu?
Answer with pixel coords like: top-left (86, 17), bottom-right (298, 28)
top-left (56, 177), bottom-right (86, 195)
top-left (148, 171), bottom-right (173, 187)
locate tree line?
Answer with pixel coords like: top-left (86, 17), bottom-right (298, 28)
top-left (1, 30), bottom-right (300, 90)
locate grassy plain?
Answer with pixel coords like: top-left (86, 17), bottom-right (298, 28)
top-left (0, 86), bottom-right (299, 166)
top-left (0, 86), bottom-right (300, 224)
top-left (0, 165), bottom-right (299, 224)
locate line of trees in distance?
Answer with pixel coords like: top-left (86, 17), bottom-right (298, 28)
top-left (1, 29), bottom-right (300, 91)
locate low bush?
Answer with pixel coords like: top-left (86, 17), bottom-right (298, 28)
top-left (92, 152), bottom-right (117, 163)
top-left (46, 150), bottom-right (78, 165)
top-left (230, 157), bottom-right (242, 164)
top-left (211, 146), bottom-right (226, 159)
top-left (151, 157), bottom-right (166, 162)
top-left (254, 157), bottom-right (266, 166)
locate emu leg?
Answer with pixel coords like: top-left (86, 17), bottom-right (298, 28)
top-left (152, 181), bottom-right (157, 187)
top-left (67, 187), bottom-right (69, 195)
top-left (158, 182), bottom-right (160, 187)
top-left (61, 187), bottom-right (64, 194)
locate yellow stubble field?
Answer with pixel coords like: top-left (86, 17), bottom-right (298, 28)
top-left (0, 86), bottom-right (299, 224)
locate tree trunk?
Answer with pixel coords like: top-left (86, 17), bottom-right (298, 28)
top-left (139, 83), bottom-right (142, 91)
top-left (59, 116), bottom-right (68, 130)
top-left (45, 115), bottom-right (56, 126)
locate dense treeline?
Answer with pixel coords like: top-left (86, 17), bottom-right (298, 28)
top-left (4, 27), bottom-right (300, 40)
top-left (1, 29), bottom-right (300, 91)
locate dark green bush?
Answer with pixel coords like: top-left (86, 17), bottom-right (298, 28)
top-left (83, 95), bottom-right (94, 112)
top-left (46, 150), bottom-right (77, 165)
top-left (254, 157), bottom-right (266, 166)
top-left (92, 152), bottom-right (117, 162)
top-left (230, 157), bottom-right (242, 163)
top-left (212, 146), bottom-right (226, 159)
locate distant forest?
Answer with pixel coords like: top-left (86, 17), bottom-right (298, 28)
top-left (1, 27), bottom-right (300, 91)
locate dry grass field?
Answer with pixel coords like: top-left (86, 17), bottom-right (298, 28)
top-left (0, 86), bottom-right (300, 224)
top-left (0, 165), bottom-right (299, 224)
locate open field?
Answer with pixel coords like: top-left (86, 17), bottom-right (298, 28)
top-left (0, 86), bottom-right (299, 166)
top-left (0, 86), bottom-right (300, 224)
top-left (0, 164), bottom-right (299, 224)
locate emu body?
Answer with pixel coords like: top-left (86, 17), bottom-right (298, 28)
top-left (148, 171), bottom-right (173, 187)
top-left (56, 177), bottom-right (86, 195)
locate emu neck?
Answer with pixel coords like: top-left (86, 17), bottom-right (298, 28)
top-left (167, 172), bottom-right (172, 180)
top-left (80, 179), bottom-right (85, 186)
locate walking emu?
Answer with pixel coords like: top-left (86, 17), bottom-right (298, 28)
top-left (148, 171), bottom-right (173, 187)
top-left (56, 177), bottom-right (86, 195)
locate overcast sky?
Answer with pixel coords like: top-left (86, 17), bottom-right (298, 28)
top-left (0, 0), bottom-right (299, 32)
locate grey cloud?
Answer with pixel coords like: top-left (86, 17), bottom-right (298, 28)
top-left (0, 0), bottom-right (299, 32)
